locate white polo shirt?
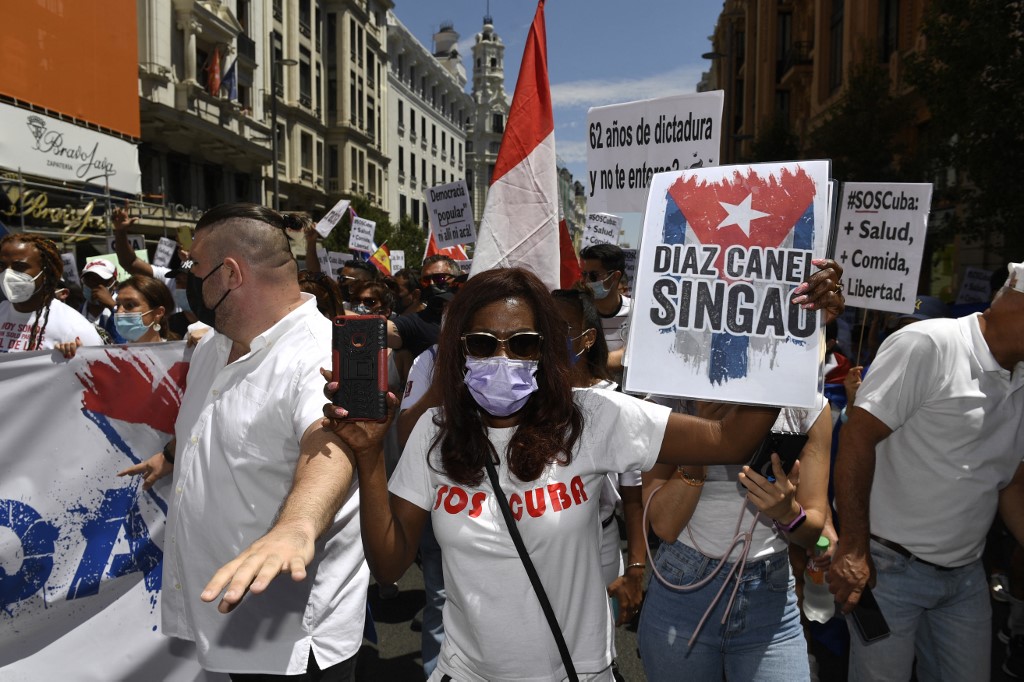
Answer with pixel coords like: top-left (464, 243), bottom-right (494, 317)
top-left (162, 294), bottom-right (368, 674)
top-left (857, 314), bottom-right (1024, 567)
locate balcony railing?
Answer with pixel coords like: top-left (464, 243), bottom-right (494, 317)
top-left (328, 179), bottom-right (339, 192)
top-left (299, 21), bottom-right (311, 39)
top-left (300, 92), bottom-right (312, 108)
top-left (301, 169), bottom-right (313, 182)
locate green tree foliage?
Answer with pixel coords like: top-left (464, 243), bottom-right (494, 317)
top-left (905, 0), bottom-right (1024, 253)
top-left (321, 195), bottom-right (427, 269)
top-left (808, 55), bottom-right (915, 183)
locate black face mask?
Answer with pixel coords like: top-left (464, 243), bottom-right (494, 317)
top-left (185, 261), bottom-right (230, 328)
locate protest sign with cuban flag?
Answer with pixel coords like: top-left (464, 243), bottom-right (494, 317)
top-left (624, 161), bottom-right (832, 408)
top-left (469, 0), bottom-right (560, 290)
top-left (0, 344), bottom-right (222, 681)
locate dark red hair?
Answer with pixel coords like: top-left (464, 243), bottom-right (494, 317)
top-left (431, 267), bottom-right (583, 486)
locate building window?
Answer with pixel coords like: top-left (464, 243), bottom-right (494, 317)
top-left (492, 113), bottom-right (504, 133)
top-left (329, 144), bottom-right (339, 178)
top-left (878, 0), bottom-right (899, 62)
top-left (301, 132), bottom-right (313, 173)
top-left (234, 172), bottom-right (250, 201)
top-left (300, 47), bottom-right (312, 107)
top-left (400, 195), bottom-right (407, 219)
top-left (398, 146), bottom-right (404, 174)
top-left (412, 199), bottom-right (420, 225)
top-left (328, 77), bottom-right (337, 120)
top-left (398, 99), bottom-right (404, 128)
top-left (829, 0), bottom-right (845, 93)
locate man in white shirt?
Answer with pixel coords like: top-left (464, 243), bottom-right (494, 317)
top-left (121, 203), bottom-right (367, 680)
top-left (830, 263), bottom-right (1024, 681)
top-left (579, 243), bottom-right (631, 374)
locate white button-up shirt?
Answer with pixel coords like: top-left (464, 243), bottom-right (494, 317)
top-left (162, 294), bottom-right (368, 674)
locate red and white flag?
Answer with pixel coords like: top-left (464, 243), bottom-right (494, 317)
top-left (425, 231), bottom-right (469, 261)
top-left (469, 0), bottom-right (559, 290)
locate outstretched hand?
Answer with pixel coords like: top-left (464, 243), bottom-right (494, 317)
top-left (117, 451), bottom-right (173, 490)
top-left (201, 521), bottom-right (315, 613)
top-left (112, 207), bottom-right (138, 232)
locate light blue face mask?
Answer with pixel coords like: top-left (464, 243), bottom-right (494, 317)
top-left (585, 273), bottom-right (615, 299)
top-left (114, 311), bottom-right (154, 341)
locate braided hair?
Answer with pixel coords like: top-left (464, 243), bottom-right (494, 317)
top-left (1, 233), bottom-right (63, 350)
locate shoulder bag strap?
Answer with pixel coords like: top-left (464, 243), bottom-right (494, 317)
top-left (483, 456), bottom-right (579, 682)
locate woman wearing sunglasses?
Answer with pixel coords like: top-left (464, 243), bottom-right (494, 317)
top-left (323, 266), bottom-right (842, 681)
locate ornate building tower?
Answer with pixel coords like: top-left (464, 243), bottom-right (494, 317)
top-left (466, 13), bottom-right (509, 224)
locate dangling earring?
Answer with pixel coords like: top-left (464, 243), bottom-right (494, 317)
top-left (153, 323), bottom-right (162, 332)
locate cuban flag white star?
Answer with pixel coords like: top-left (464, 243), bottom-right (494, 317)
top-left (716, 193), bottom-right (769, 237)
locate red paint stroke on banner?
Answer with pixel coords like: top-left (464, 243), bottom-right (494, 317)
top-left (78, 351), bottom-right (187, 434)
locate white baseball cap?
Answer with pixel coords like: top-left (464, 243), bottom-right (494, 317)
top-left (82, 259), bottom-right (116, 281)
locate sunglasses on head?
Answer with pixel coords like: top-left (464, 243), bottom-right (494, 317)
top-left (461, 331), bottom-right (544, 359)
top-left (420, 273), bottom-right (455, 287)
top-left (580, 270), bottom-right (615, 283)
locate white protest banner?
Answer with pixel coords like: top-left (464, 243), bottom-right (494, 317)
top-left (623, 160), bottom-right (832, 408)
top-left (315, 245), bottom-right (330, 273)
top-left (582, 212), bottom-right (621, 249)
top-left (0, 102), bottom-right (141, 195)
top-left (327, 251), bottom-right (352, 276)
top-left (621, 248), bottom-right (637, 297)
top-left (426, 180), bottom-right (476, 249)
top-left (0, 344), bottom-right (222, 681)
top-left (60, 251), bottom-right (80, 285)
top-left (390, 250), bottom-right (406, 273)
top-left (87, 251), bottom-right (148, 282)
top-left (106, 233), bottom-right (146, 254)
top-left (834, 182), bottom-right (932, 314)
top-left (152, 236), bottom-right (178, 268)
top-left (315, 198), bottom-right (351, 238)
top-left (956, 266), bottom-right (993, 305)
top-left (587, 91), bottom-right (724, 214)
top-left (348, 216), bottom-right (376, 253)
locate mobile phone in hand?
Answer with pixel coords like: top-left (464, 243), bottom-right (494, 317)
top-left (747, 431), bottom-right (809, 479)
top-left (331, 315), bottom-right (388, 421)
top-left (850, 585), bottom-right (891, 643)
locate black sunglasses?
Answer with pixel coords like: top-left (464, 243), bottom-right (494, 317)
top-left (461, 331), bottom-right (544, 359)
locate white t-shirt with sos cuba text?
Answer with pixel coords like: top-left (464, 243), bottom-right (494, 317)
top-left (390, 389), bottom-right (670, 681)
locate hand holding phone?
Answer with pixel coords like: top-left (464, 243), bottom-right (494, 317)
top-left (747, 431), bottom-right (808, 480)
top-left (332, 315), bottom-right (388, 421)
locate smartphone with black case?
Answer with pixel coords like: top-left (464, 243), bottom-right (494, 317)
top-left (850, 585), bottom-right (891, 643)
top-left (747, 431), bottom-right (809, 479)
top-left (332, 315), bottom-right (388, 421)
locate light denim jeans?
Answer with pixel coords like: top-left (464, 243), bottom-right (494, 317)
top-left (847, 538), bottom-right (990, 682)
top-left (420, 517), bottom-right (446, 678)
top-left (637, 541), bottom-right (809, 681)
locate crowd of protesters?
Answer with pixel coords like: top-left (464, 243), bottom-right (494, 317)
top-left (4, 202), bottom-right (1023, 682)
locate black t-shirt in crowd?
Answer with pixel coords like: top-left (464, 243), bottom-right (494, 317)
top-left (393, 304), bottom-right (443, 358)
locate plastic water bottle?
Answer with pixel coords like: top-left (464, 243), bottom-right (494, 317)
top-left (803, 536), bottom-right (835, 623)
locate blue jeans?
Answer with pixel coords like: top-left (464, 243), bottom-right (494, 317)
top-left (638, 541), bottom-right (808, 681)
top-left (847, 539), bottom-right (990, 682)
top-left (420, 517), bottom-right (445, 678)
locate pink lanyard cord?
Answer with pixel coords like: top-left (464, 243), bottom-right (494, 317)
top-left (643, 482), bottom-right (764, 647)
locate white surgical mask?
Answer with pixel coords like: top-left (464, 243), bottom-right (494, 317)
top-left (1, 269), bottom-right (42, 304)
